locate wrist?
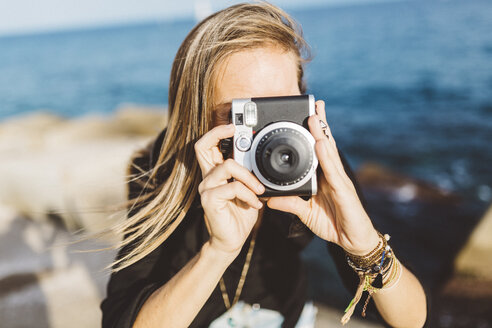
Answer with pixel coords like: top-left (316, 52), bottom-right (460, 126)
top-left (345, 229), bottom-right (380, 256)
top-left (345, 231), bottom-right (393, 276)
top-left (201, 241), bottom-right (240, 266)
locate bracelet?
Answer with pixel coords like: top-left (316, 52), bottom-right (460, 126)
top-left (345, 232), bottom-right (391, 271)
top-left (341, 232), bottom-right (396, 325)
top-left (377, 257), bottom-right (402, 293)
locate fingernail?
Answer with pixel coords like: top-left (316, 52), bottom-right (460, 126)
top-left (257, 184), bottom-right (265, 194)
top-left (256, 201), bottom-right (263, 209)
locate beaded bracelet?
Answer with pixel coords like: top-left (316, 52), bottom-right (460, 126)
top-left (346, 232), bottom-right (390, 269)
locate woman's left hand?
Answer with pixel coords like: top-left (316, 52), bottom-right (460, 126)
top-left (266, 100), bottom-right (380, 256)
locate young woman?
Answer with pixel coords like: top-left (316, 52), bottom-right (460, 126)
top-left (101, 3), bottom-right (427, 327)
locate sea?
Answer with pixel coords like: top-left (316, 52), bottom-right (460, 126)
top-left (0, 0), bottom-right (491, 206)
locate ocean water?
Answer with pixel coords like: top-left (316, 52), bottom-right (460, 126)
top-left (0, 0), bottom-right (491, 205)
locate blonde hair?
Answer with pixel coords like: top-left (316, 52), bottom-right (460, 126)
top-left (110, 1), bottom-right (311, 272)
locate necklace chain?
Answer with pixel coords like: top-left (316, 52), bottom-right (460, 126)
top-left (219, 226), bottom-right (258, 309)
top-left (203, 209), bottom-right (263, 311)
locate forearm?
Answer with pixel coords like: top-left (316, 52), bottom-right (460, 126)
top-left (133, 241), bottom-right (237, 328)
top-left (372, 262), bottom-right (427, 328)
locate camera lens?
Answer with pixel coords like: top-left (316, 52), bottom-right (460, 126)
top-left (255, 128), bottom-right (313, 186)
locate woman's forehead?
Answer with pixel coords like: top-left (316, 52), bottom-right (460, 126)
top-left (213, 46), bottom-right (300, 106)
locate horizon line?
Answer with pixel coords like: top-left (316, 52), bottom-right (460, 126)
top-left (0, 0), bottom-right (408, 39)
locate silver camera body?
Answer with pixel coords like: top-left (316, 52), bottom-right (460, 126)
top-left (231, 95), bottom-right (318, 197)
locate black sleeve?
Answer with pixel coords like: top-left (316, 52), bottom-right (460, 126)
top-left (100, 139), bottom-right (170, 328)
top-left (100, 247), bottom-right (166, 328)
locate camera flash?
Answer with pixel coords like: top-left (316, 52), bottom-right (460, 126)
top-left (244, 101), bottom-right (258, 127)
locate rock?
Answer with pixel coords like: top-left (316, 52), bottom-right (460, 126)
top-left (356, 162), bottom-right (460, 204)
top-left (0, 206), bottom-right (116, 328)
top-left (429, 274), bottom-right (492, 327)
top-left (0, 107), bottom-right (167, 238)
top-left (0, 111), bottom-right (66, 154)
top-left (354, 162), bottom-right (483, 294)
top-left (455, 204), bottom-right (492, 280)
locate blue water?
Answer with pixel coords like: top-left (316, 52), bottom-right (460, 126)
top-left (0, 0), bottom-right (491, 204)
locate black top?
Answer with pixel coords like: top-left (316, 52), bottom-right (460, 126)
top-left (100, 128), bottom-right (386, 328)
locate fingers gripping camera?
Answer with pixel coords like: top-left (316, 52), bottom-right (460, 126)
top-left (231, 95), bottom-right (318, 197)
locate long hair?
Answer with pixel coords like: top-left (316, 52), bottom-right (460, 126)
top-left (110, 2), bottom-right (311, 272)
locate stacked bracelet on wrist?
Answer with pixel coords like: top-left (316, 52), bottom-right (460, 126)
top-left (341, 232), bottom-right (401, 325)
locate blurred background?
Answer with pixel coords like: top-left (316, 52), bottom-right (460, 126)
top-left (0, 0), bottom-right (491, 327)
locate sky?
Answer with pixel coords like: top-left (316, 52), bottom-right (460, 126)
top-left (0, 0), bottom-right (403, 36)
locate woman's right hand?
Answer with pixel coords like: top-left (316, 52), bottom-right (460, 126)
top-left (194, 123), bottom-right (265, 257)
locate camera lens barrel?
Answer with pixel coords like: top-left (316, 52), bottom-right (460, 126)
top-left (255, 128), bottom-right (312, 186)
